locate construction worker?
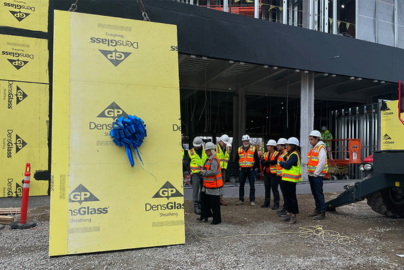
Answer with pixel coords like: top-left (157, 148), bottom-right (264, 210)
top-left (215, 134), bottom-right (231, 206)
top-left (276, 138), bottom-right (288, 217)
top-left (261, 139), bottom-right (281, 209)
top-left (235, 134), bottom-right (259, 206)
top-left (185, 137), bottom-right (207, 215)
top-left (279, 137), bottom-right (302, 224)
top-left (198, 142), bottom-right (223, 225)
top-left (321, 126), bottom-right (333, 159)
top-left (307, 130), bottom-right (328, 220)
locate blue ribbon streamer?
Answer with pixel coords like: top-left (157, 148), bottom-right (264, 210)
top-left (110, 115), bottom-right (147, 167)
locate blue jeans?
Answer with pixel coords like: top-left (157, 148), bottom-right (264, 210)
top-left (308, 175), bottom-right (326, 213)
top-left (239, 169), bottom-right (255, 202)
top-left (277, 175), bottom-right (288, 210)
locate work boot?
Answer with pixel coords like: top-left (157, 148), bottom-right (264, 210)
top-left (250, 202), bottom-right (256, 206)
top-left (313, 212), bottom-right (326, 220)
top-left (288, 215), bottom-right (297, 224)
top-left (272, 205), bottom-right (279, 210)
top-left (235, 200), bottom-right (244, 205)
top-left (194, 206), bottom-right (201, 215)
top-left (261, 204), bottom-right (269, 208)
top-left (220, 199), bottom-right (228, 206)
top-left (281, 214), bottom-right (291, 222)
top-left (277, 209), bottom-right (287, 217)
top-left (307, 210), bottom-right (321, 217)
top-left (277, 208), bottom-right (285, 214)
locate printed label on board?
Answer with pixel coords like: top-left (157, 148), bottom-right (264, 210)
top-left (0, 35), bottom-right (48, 83)
top-left (0, 0), bottom-right (49, 32)
top-left (4, 129), bottom-right (27, 158)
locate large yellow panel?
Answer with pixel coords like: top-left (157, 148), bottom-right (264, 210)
top-left (0, 0), bottom-right (48, 32)
top-left (0, 34), bottom-right (48, 83)
top-left (381, 101), bottom-right (404, 150)
top-left (0, 80), bottom-right (49, 197)
top-left (50, 11), bottom-right (183, 256)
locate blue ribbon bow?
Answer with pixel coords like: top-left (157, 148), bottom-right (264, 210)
top-left (110, 115), bottom-right (147, 167)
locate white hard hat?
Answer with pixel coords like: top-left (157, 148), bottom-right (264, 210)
top-left (241, 134), bottom-right (250, 141)
top-left (220, 134), bottom-right (230, 145)
top-left (266, 139), bottom-right (277, 146)
top-left (277, 138), bottom-right (287, 145)
top-left (286, 137), bottom-right (300, 146)
top-left (309, 130), bottom-right (322, 138)
top-left (204, 142), bottom-right (216, 151)
top-left (322, 126), bottom-right (327, 130)
top-left (193, 137), bottom-right (203, 147)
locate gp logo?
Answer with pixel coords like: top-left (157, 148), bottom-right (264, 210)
top-left (69, 184), bottom-right (100, 205)
top-left (153, 181), bottom-right (183, 200)
top-left (99, 49), bottom-right (131, 67)
top-left (97, 102), bottom-right (128, 120)
top-left (7, 59), bottom-right (29, 70)
top-left (16, 86), bottom-right (28, 105)
top-left (9, 10), bottom-right (30, 21)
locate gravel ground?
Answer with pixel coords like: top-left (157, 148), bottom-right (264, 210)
top-left (1, 193), bottom-right (404, 270)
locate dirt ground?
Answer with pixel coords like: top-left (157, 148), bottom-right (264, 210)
top-left (1, 193), bottom-right (404, 269)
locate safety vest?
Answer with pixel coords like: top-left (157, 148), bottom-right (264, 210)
top-left (216, 144), bottom-right (230, 170)
top-left (307, 144), bottom-right (329, 174)
top-left (182, 148), bottom-right (184, 159)
top-left (238, 145), bottom-right (256, 168)
top-left (321, 130), bottom-right (332, 147)
top-left (282, 152), bottom-right (302, 183)
top-left (264, 151), bottom-right (278, 174)
top-left (203, 156), bottom-right (223, 189)
top-left (189, 148), bottom-right (207, 173)
top-left (276, 149), bottom-right (287, 176)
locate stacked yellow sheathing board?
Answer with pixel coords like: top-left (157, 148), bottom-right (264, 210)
top-left (50, 11), bottom-right (184, 256)
top-left (0, 0), bottom-right (49, 32)
top-left (381, 100), bottom-right (404, 150)
top-left (0, 34), bottom-right (49, 197)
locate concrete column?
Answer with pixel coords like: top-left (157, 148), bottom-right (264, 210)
top-left (283, 0), bottom-right (287, 24)
top-left (324, 0), bottom-right (329, 33)
top-left (395, 0), bottom-right (398, 47)
top-left (300, 72), bottom-right (315, 181)
top-left (233, 95), bottom-right (240, 159)
top-left (333, 0), bottom-right (338, 34)
top-left (309, 0), bottom-right (314, 30)
top-left (320, 0), bottom-right (323, 32)
top-left (239, 89), bottom-right (247, 138)
top-left (224, 0), bottom-right (228, 12)
top-left (314, 0), bottom-right (318, 31)
top-left (289, 2), bottom-right (293, 26)
top-left (254, 0), bottom-right (259, 19)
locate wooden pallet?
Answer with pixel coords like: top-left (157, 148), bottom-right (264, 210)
top-left (0, 208), bottom-right (21, 215)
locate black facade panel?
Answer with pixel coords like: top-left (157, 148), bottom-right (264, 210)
top-left (2, 0), bottom-right (402, 83)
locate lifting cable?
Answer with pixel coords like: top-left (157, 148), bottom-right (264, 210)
top-left (138, 0), bottom-right (151, 21)
top-left (185, 222), bottom-right (355, 244)
top-left (68, 0), bottom-right (78, 11)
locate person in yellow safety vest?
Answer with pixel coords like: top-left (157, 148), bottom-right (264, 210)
top-left (275, 138), bottom-right (288, 217)
top-left (261, 139), bottom-right (281, 209)
top-left (307, 130), bottom-right (328, 220)
top-left (321, 126), bottom-right (333, 159)
top-left (185, 137), bottom-right (207, 215)
top-left (215, 134), bottom-right (231, 206)
top-left (197, 142), bottom-right (223, 225)
top-left (235, 134), bottom-right (259, 206)
top-left (279, 137), bottom-right (302, 225)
